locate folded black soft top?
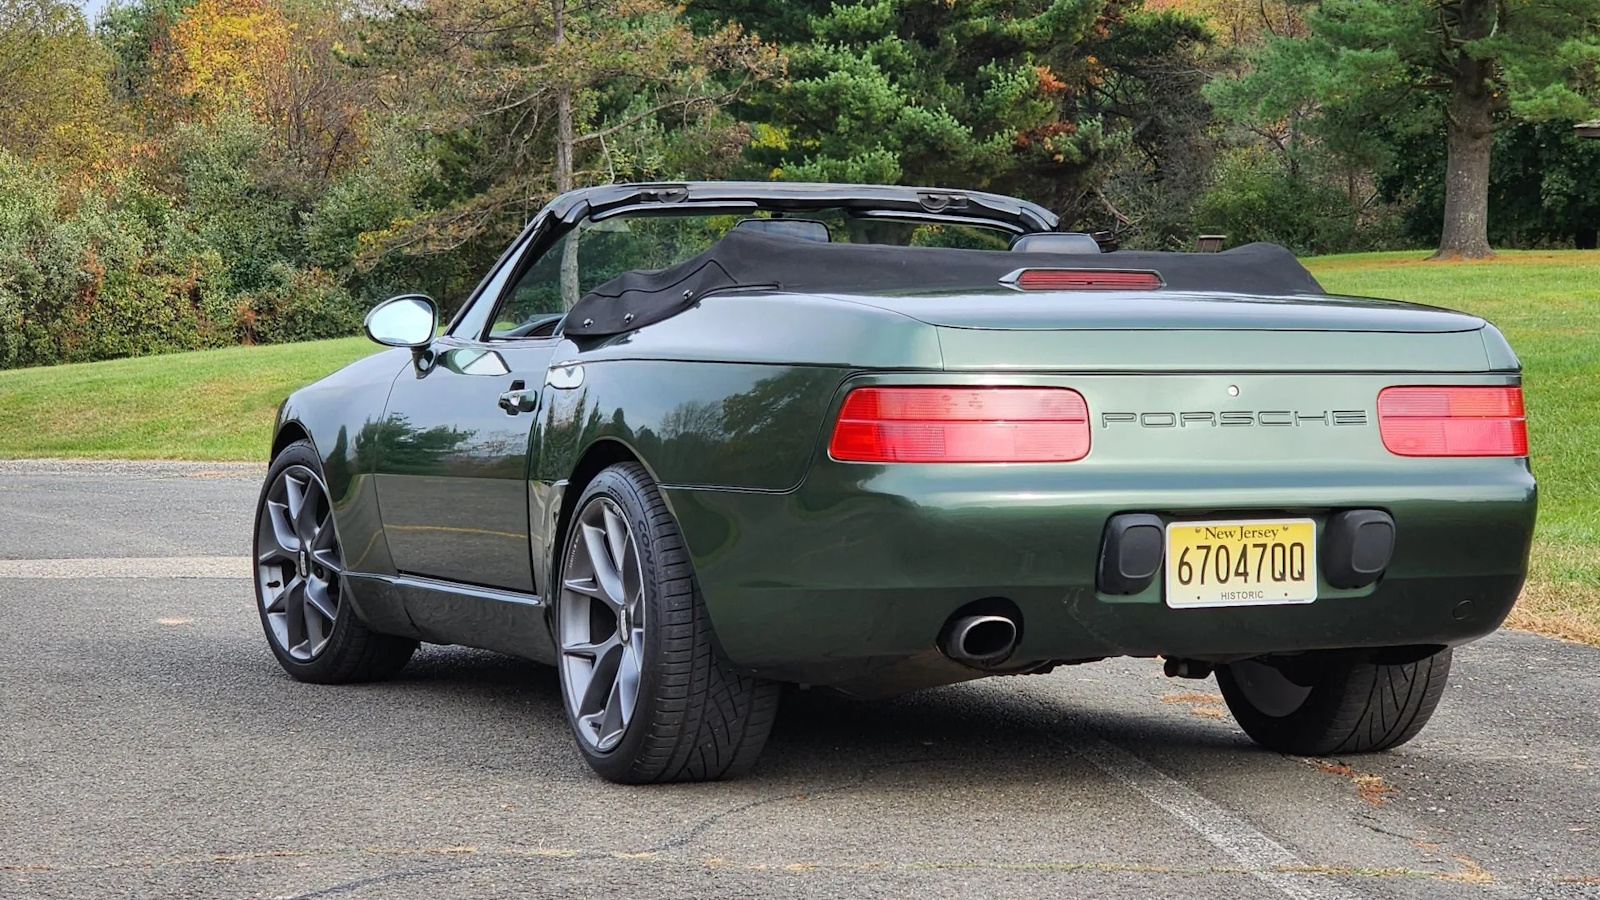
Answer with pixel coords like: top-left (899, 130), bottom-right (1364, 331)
top-left (565, 229), bottom-right (1323, 337)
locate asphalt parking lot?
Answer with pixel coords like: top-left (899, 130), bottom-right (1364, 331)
top-left (1, 460), bottom-right (1597, 900)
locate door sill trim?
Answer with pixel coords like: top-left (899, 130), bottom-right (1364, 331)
top-left (353, 572), bottom-right (542, 608)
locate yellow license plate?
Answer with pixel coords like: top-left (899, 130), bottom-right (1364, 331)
top-left (1164, 518), bottom-right (1317, 609)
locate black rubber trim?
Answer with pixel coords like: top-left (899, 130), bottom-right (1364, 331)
top-left (1098, 513), bottom-right (1166, 595)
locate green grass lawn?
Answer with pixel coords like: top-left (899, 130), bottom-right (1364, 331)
top-left (1, 250), bottom-right (1596, 641)
top-left (1306, 250), bottom-right (1600, 644)
top-left (0, 337), bottom-right (380, 460)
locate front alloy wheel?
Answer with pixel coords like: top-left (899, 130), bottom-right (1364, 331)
top-left (257, 464), bottom-right (343, 661)
top-left (252, 439), bottom-right (416, 683)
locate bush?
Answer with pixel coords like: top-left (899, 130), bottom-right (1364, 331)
top-left (168, 114), bottom-right (299, 296)
top-left (0, 149), bottom-right (251, 369)
top-left (1195, 149), bottom-right (1405, 255)
top-left (1382, 122), bottom-right (1600, 249)
top-left (0, 150), bottom-right (76, 369)
top-left (237, 265), bottom-right (364, 345)
top-left (58, 178), bottom-right (236, 362)
top-left (0, 144), bottom-right (354, 369)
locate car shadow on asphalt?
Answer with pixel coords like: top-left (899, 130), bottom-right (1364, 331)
top-left (366, 645), bottom-right (1250, 784)
top-left (764, 681), bottom-right (1246, 772)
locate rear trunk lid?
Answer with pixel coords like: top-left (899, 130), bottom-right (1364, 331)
top-left (828, 288), bottom-right (1520, 468)
top-left (825, 289), bottom-right (1499, 373)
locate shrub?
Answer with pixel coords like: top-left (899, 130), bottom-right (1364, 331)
top-left (169, 114), bottom-right (299, 296)
top-left (237, 264), bottom-right (364, 345)
top-left (0, 150), bottom-right (75, 369)
top-left (0, 149), bottom-right (241, 368)
top-left (1195, 149), bottom-right (1406, 255)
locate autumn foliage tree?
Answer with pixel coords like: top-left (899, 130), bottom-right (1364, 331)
top-left (355, 0), bottom-right (780, 258)
top-left (0, 0), bottom-right (127, 171)
top-left (1146, 0), bottom-right (1306, 47)
top-left (13, 0), bottom-right (1600, 369)
top-left (155, 0), bottom-right (364, 180)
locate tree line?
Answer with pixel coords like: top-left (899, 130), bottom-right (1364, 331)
top-left (1, 0), bottom-right (1596, 369)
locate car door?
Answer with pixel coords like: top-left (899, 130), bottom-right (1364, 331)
top-left (373, 230), bottom-right (576, 594)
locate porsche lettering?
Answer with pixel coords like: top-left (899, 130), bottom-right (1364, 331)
top-left (1100, 410), bottom-right (1369, 428)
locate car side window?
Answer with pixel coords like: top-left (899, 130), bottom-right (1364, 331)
top-left (449, 234), bottom-right (529, 341)
top-left (487, 231), bottom-right (580, 340)
top-left (486, 218), bottom-right (749, 339)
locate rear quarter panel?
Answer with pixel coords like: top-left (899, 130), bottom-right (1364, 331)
top-left (528, 292), bottom-right (944, 596)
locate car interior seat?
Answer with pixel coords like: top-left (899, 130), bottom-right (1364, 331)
top-left (1009, 233), bottom-right (1104, 254)
top-left (732, 218), bottom-right (832, 242)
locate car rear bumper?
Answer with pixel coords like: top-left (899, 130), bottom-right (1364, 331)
top-left (664, 458), bottom-right (1536, 687)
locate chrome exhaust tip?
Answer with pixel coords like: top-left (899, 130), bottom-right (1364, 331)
top-left (942, 614), bottom-right (1019, 666)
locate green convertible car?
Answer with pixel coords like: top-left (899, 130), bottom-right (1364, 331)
top-left (254, 182), bottom-right (1535, 783)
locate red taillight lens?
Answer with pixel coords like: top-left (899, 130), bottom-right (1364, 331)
top-left (1008, 269), bottom-right (1163, 291)
top-left (1377, 386), bottom-right (1528, 457)
top-left (828, 387), bottom-right (1090, 463)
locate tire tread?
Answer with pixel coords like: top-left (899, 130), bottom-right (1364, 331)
top-left (1219, 649), bottom-right (1451, 756)
top-left (563, 462), bottom-right (779, 783)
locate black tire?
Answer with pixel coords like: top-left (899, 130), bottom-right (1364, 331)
top-left (555, 462), bottom-right (781, 783)
top-left (253, 440), bottom-right (417, 684)
top-left (1217, 648), bottom-right (1452, 755)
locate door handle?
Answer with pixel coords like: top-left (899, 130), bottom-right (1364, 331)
top-left (498, 380), bottom-right (537, 414)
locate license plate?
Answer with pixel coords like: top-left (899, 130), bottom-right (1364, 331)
top-left (1164, 518), bottom-right (1317, 609)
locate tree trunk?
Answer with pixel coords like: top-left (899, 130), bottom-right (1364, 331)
top-left (552, 0), bottom-right (573, 195)
top-left (551, 0), bottom-right (580, 308)
top-left (1435, 107), bottom-right (1494, 259)
top-left (560, 229), bottom-right (581, 309)
top-left (1432, 4), bottom-right (1497, 260)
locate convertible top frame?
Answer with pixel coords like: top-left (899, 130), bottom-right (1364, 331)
top-left (542, 181), bottom-right (1062, 234)
top-left (446, 182), bottom-right (1063, 336)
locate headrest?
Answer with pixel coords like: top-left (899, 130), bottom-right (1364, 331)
top-left (1009, 233), bottom-right (1103, 254)
top-left (731, 218), bottom-right (831, 242)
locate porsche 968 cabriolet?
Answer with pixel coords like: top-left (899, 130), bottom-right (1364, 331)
top-left (253, 182), bottom-right (1535, 783)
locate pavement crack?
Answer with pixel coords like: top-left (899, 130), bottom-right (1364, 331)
top-left (1352, 818), bottom-right (1428, 844)
top-left (3, 844), bottom-right (1520, 893)
top-left (637, 754), bottom-right (958, 854)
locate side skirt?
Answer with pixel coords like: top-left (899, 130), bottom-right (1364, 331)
top-left (344, 572), bottom-right (557, 665)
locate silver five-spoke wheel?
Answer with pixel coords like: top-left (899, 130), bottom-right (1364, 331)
top-left (553, 462), bottom-right (780, 782)
top-left (256, 464), bottom-right (343, 661)
top-left (559, 496), bottom-right (646, 753)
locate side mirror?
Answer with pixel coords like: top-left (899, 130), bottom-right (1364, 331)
top-left (364, 295), bottom-right (437, 349)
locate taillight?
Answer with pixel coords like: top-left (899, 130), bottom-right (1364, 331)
top-left (1377, 386), bottom-right (1527, 457)
top-left (828, 387), bottom-right (1090, 463)
top-left (1004, 269), bottom-right (1163, 291)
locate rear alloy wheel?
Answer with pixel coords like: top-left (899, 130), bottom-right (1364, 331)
top-left (559, 496), bottom-right (647, 753)
top-left (556, 462), bottom-right (780, 783)
top-left (1217, 649), bottom-right (1452, 755)
top-left (253, 440), bottom-right (416, 683)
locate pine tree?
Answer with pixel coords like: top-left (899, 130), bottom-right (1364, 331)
top-left (1212, 0), bottom-right (1600, 259)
